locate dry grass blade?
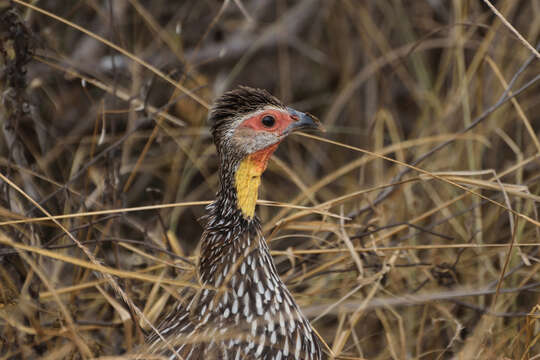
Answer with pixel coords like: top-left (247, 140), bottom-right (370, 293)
top-left (0, 236), bottom-right (195, 287)
top-left (1, 1), bottom-right (539, 358)
top-left (10, 0), bottom-right (210, 109)
top-left (0, 199), bottom-right (344, 226)
top-left (0, 172), bottom-right (181, 355)
top-left (482, 0), bottom-right (540, 59)
top-left (298, 132), bottom-right (540, 228)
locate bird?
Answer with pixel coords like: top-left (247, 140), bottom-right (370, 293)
top-left (143, 86), bottom-right (323, 360)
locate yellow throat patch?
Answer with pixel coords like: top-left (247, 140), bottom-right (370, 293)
top-left (234, 143), bottom-right (279, 218)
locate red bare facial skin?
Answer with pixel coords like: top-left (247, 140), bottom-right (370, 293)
top-left (237, 109), bottom-right (294, 135)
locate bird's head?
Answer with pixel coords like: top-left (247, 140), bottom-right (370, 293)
top-left (209, 86), bottom-right (322, 219)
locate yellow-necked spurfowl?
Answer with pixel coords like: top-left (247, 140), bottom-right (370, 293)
top-left (146, 86), bottom-right (323, 360)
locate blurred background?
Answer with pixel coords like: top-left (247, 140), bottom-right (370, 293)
top-left (0, 0), bottom-right (539, 358)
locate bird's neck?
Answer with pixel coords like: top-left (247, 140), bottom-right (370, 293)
top-left (231, 143), bottom-right (279, 218)
top-left (198, 145), bottom-right (278, 285)
top-left (198, 211), bottom-right (262, 286)
top-left (199, 190), bottom-right (264, 287)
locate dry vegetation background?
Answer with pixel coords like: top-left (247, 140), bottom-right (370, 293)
top-left (0, 0), bottom-right (539, 359)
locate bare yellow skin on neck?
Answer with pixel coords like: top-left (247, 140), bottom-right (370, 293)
top-left (234, 143), bottom-right (279, 218)
top-left (235, 158), bottom-right (262, 218)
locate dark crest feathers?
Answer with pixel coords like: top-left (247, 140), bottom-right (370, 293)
top-left (209, 86), bottom-right (284, 144)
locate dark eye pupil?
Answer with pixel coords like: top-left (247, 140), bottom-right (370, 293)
top-left (261, 115), bottom-right (275, 127)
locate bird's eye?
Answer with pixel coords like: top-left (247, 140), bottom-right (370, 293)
top-left (261, 115), bottom-right (275, 128)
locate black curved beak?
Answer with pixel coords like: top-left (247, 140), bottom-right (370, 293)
top-left (284, 107), bottom-right (324, 135)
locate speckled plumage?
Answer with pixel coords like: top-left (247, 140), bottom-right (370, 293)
top-left (145, 87), bottom-right (321, 360)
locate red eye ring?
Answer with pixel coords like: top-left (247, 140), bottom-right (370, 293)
top-left (261, 115), bottom-right (275, 128)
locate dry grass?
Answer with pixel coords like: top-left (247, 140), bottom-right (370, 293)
top-left (0, 0), bottom-right (539, 359)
